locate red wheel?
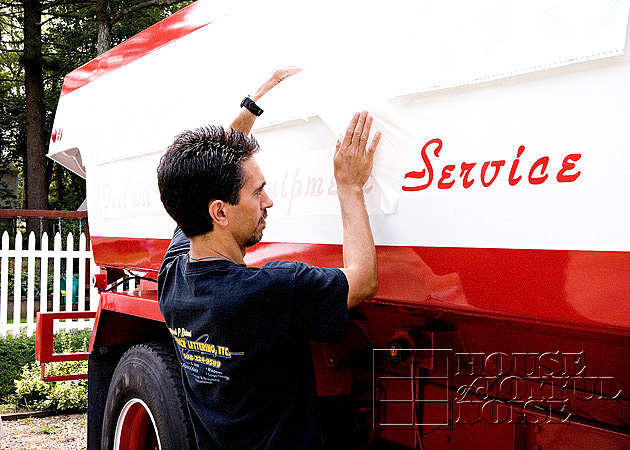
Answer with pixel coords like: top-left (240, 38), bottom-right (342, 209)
top-left (102, 343), bottom-right (196, 450)
top-left (114, 399), bottom-right (161, 450)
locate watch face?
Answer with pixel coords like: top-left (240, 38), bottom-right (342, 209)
top-left (242, 97), bottom-right (263, 116)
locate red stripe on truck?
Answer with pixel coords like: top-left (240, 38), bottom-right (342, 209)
top-left (60, 2), bottom-right (213, 97)
top-left (90, 236), bottom-right (630, 333)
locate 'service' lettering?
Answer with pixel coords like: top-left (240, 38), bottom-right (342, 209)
top-left (403, 139), bottom-right (581, 192)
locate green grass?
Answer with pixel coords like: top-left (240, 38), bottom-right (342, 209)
top-left (6, 318), bottom-right (29, 324)
top-left (0, 402), bottom-right (31, 414)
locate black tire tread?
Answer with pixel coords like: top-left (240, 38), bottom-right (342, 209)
top-left (137, 342), bottom-right (196, 447)
top-left (101, 341), bottom-right (197, 450)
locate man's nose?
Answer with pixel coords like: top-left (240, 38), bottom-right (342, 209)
top-left (262, 190), bottom-right (273, 209)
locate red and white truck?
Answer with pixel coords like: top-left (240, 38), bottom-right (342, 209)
top-left (38, 0), bottom-right (630, 448)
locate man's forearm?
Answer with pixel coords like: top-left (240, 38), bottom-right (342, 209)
top-left (227, 67), bottom-right (302, 135)
top-left (227, 91), bottom-right (265, 135)
top-left (227, 107), bottom-right (259, 136)
top-left (338, 186), bottom-right (378, 308)
top-left (334, 111), bottom-right (381, 308)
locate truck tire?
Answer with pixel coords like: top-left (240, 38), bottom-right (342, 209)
top-left (101, 342), bottom-right (196, 450)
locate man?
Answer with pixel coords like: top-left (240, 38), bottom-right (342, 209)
top-left (157, 68), bottom-right (381, 449)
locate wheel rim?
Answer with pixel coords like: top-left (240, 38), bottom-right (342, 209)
top-left (114, 398), bottom-right (162, 450)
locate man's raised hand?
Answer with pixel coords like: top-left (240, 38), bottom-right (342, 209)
top-left (334, 111), bottom-right (382, 191)
top-left (251, 66), bottom-right (303, 101)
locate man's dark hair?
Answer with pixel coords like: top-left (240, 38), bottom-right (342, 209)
top-left (157, 125), bottom-right (260, 237)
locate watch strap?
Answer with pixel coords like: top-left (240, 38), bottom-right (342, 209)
top-left (240, 96), bottom-right (264, 116)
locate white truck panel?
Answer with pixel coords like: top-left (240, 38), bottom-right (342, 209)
top-left (48, 0), bottom-right (630, 250)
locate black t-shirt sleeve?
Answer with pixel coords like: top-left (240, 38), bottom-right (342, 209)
top-left (158, 227), bottom-right (190, 295)
top-left (290, 262), bottom-right (349, 342)
top-left (162, 227), bottom-right (189, 264)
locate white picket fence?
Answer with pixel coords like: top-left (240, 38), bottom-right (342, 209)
top-left (0, 230), bottom-right (99, 338)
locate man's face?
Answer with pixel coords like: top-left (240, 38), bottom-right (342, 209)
top-left (230, 157), bottom-right (273, 248)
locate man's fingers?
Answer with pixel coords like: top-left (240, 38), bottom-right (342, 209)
top-left (341, 111), bottom-right (379, 157)
top-left (353, 111), bottom-right (368, 148)
top-left (342, 112), bottom-right (360, 149)
top-left (274, 66), bottom-right (303, 81)
top-left (335, 112), bottom-right (383, 188)
top-left (367, 131), bottom-right (382, 156)
top-left (284, 66), bottom-right (303, 77)
top-left (358, 115), bottom-right (373, 152)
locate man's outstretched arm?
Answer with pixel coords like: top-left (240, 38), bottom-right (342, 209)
top-left (227, 66), bottom-right (302, 135)
top-left (335, 111), bottom-right (381, 308)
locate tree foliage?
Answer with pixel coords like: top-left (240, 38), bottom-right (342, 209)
top-left (0, 2), bottom-right (25, 209)
top-left (0, 0), bottom-right (193, 211)
top-left (12, 329), bottom-right (92, 411)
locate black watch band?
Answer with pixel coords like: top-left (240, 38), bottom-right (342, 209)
top-left (240, 96), bottom-right (264, 116)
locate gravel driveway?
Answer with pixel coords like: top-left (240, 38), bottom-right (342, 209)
top-left (1, 413), bottom-right (86, 450)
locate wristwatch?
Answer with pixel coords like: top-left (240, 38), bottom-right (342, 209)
top-left (240, 96), bottom-right (264, 116)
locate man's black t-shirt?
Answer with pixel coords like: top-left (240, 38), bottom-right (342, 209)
top-left (158, 228), bottom-right (349, 450)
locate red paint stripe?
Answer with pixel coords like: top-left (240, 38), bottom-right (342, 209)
top-left (99, 291), bottom-right (164, 322)
top-left (90, 236), bottom-right (630, 333)
top-left (91, 236), bottom-right (170, 271)
top-left (0, 209), bottom-right (87, 219)
top-left (60, 2), bottom-right (213, 97)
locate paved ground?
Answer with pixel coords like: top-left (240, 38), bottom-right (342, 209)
top-left (1, 413), bottom-right (86, 450)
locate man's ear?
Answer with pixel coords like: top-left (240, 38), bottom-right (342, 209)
top-left (208, 200), bottom-right (228, 227)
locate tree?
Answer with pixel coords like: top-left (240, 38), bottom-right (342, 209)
top-left (1, 2), bottom-right (27, 209)
top-left (23, 0), bottom-right (47, 211)
top-left (96, 0), bottom-right (190, 56)
top-left (0, 0), bottom-right (193, 213)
